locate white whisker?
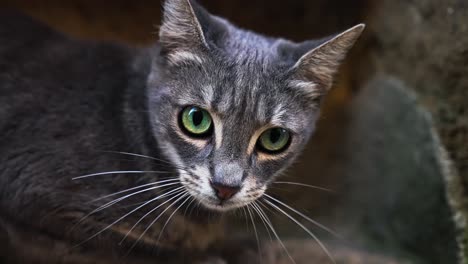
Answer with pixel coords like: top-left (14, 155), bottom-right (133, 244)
top-left (273, 181), bottom-right (335, 193)
top-left (156, 195), bottom-right (191, 244)
top-left (73, 187), bottom-right (184, 248)
top-left (91, 178), bottom-right (180, 203)
top-left (188, 197), bottom-right (202, 218)
top-left (252, 203), bottom-right (273, 244)
top-left (247, 205), bottom-right (262, 263)
top-left (73, 170), bottom-right (174, 180)
top-left (70, 182), bottom-right (181, 233)
top-left (241, 207), bottom-right (249, 230)
top-left (127, 192), bottom-right (189, 253)
top-left (119, 189), bottom-right (187, 244)
top-left (252, 201), bottom-right (296, 264)
top-left (182, 197), bottom-right (196, 219)
top-left (101, 150), bottom-right (186, 171)
top-left (263, 199), bottom-right (336, 264)
top-left (84, 182), bottom-right (181, 219)
top-left (264, 194), bottom-right (341, 239)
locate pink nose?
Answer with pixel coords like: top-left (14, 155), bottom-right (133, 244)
top-left (210, 182), bottom-right (240, 201)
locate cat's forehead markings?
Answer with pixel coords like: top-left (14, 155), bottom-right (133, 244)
top-left (201, 84), bottom-right (214, 105)
top-left (255, 96), bottom-right (268, 122)
top-left (168, 51), bottom-right (204, 66)
top-left (176, 96), bottom-right (209, 109)
top-left (235, 75), bottom-right (244, 88)
top-left (271, 103), bottom-right (287, 126)
top-left (211, 113), bottom-right (223, 149)
top-left (214, 93), bottom-right (232, 113)
top-left (270, 104), bottom-right (303, 133)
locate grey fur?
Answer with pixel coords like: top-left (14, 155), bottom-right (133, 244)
top-left (0, 0), bottom-right (363, 263)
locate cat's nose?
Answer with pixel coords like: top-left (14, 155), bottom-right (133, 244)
top-left (210, 181), bottom-right (240, 201)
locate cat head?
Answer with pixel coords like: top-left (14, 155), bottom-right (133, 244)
top-left (147, 0), bottom-right (364, 211)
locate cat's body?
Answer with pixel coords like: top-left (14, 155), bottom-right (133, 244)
top-left (0, 11), bottom-right (226, 263)
top-left (0, 1), bottom-right (363, 263)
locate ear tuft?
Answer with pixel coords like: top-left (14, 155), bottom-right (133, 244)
top-left (291, 24), bottom-right (365, 97)
top-left (159, 0), bottom-right (208, 53)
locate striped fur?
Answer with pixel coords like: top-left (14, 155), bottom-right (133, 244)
top-left (149, 0), bottom-right (364, 211)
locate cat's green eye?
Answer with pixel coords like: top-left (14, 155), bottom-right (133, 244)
top-left (257, 127), bottom-right (291, 153)
top-left (180, 106), bottom-right (213, 137)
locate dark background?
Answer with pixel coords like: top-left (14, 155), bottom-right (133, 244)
top-left (1, 1), bottom-right (465, 263)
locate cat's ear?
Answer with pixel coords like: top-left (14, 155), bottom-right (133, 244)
top-left (289, 24), bottom-right (365, 99)
top-left (160, 0), bottom-right (207, 49)
top-left (159, 0), bottom-right (220, 63)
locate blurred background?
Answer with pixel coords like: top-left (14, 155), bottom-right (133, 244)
top-left (1, 0), bottom-right (467, 263)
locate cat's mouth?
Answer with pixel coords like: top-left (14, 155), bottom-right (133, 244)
top-left (180, 173), bottom-right (266, 212)
top-left (184, 185), bottom-right (255, 212)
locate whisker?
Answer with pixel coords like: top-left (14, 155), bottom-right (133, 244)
top-left (70, 182), bottom-right (181, 233)
top-left (263, 199), bottom-right (336, 264)
top-left (264, 194), bottom-right (341, 239)
top-left (156, 195), bottom-right (191, 244)
top-left (79, 182), bottom-right (181, 223)
top-left (119, 189), bottom-right (186, 244)
top-left (241, 207), bottom-right (249, 231)
top-left (72, 170), bottom-right (174, 180)
top-left (251, 203), bottom-right (273, 244)
top-left (251, 201), bottom-right (296, 264)
top-left (258, 198), bottom-right (280, 217)
top-left (188, 197), bottom-right (202, 218)
top-left (101, 151), bottom-right (172, 164)
top-left (273, 181), bottom-right (335, 193)
top-left (182, 197), bottom-right (196, 220)
top-left (246, 205), bottom-right (262, 263)
top-left (126, 192), bottom-right (189, 254)
top-left (100, 151), bottom-right (187, 171)
top-left (73, 186), bottom-right (184, 248)
top-left (90, 178), bottom-right (180, 203)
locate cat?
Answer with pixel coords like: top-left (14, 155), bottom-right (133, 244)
top-left (0, 0), bottom-right (364, 263)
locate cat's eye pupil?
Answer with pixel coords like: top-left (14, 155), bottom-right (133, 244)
top-left (180, 106), bottom-right (213, 137)
top-left (192, 110), bottom-right (203, 126)
top-left (269, 128), bottom-right (281, 143)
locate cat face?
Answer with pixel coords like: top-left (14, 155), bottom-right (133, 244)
top-left (149, 56), bottom-right (317, 211)
top-left (148, 0), bottom-right (364, 211)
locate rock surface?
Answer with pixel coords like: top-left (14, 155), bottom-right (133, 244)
top-left (361, 1), bottom-right (468, 262)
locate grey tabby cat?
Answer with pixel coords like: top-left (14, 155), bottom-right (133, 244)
top-left (0, 0), bottom-right (363, 263)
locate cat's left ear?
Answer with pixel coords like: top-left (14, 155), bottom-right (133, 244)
top-left (159, 0), bottom-right (226, 64)
top-left (289, 24), bottom-right (365, 99)
top-left (160, 0), bottom-right (207, 50)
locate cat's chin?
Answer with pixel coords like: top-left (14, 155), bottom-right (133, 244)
top-left (199, 201), bottom-right (244, 212)
top-left (190, 194), bottom-right (252, 212)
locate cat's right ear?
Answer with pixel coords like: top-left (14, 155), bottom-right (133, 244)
top-left (288, 24), bottom-right (365, 100)
top-left (159, 0), bottom-right (213, 64)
